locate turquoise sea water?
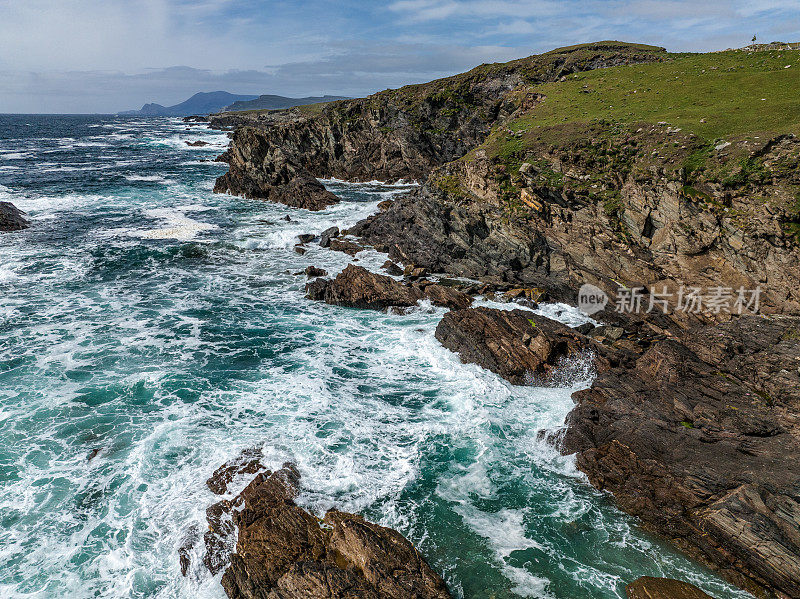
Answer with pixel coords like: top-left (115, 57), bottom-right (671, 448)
top-left (0, 115), bottom-right (751, 599)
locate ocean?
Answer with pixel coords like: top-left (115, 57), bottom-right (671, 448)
top-left (0, 114), bottom-right (750, 599)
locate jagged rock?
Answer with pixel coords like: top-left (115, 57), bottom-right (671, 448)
top-left (305, 265), bottom-right (328, 278)
top-left (294, 244), bottom-right (307, 255)
top-left (297, 233), bottom-right (316, 243)
top-left (213, 127), bottom-right (339, 211)
top-left (0, 201), bottom-right (29, 232)
top-left (626, 577), bottom-right (715, 599)
top-left (186, 140), bottom-right (210, 147)
top-left (352, 128), bottom-right (800, 317)
top-left (319, 226), bottom-right (339, 248)
top-left (178, 524), bottom-right (200, 577)
top-left (563, 316), bottom-right (800, 597)
top-left (328, 239), bottom-right (364, 256)
top-left (203, 465), bottom-right (451, 599)
top-left (434, 307), bottom-right (598, 385)
top-left (306, 265), bottom-right (471, 311)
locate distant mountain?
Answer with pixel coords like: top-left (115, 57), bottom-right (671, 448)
top-left (119, 91), bottom-right (259, 116)
top-left (224, 94), bottom-right (350, 112)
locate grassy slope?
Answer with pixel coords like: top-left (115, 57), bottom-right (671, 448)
top-left (494, 49), bottom-right (800, 153)
top-left (457, 47), bottom-right (800, 242)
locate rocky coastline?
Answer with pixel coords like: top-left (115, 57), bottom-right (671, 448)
top-left (202, 41), bottom-right (800, 599)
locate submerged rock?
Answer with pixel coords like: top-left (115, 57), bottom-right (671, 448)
top-left (626, 577), bottom-right (716, 599)
top-left (186, 140), bottom-right (210, 147)
top-left (203, 464), bottom-right (451, 599)
top-left (0, 201), bottom-right (29, 232)
top-left (434, 307), bottom-right (598, 385)
top-left (306, 264), bottom-right (471, 311)
top-left (206, 446), bottom-right (265, 495)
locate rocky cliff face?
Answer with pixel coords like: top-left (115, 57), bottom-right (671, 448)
top-left (349, 122), bottom-right (800, 596)
top-left (353, 123), bottom-right (800, 319)
top-left (212, 43), bottom-right (667, 209)
top-left (565, 315), bottom-right (800, 598)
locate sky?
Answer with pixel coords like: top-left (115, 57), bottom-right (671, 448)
top-left (1, 0), bottom-right (799, 113)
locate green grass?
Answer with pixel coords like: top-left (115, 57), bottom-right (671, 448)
top-left (506, 49), bottom-right (800, 140)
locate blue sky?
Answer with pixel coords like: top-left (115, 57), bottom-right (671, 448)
top-left (1, 0), bottom-right (799, 113)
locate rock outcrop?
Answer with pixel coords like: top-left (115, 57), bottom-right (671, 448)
top-left (0, 201), bottom-right (29, 232)
top-left (203, 463), bottom-right (451, 599)
top-left (306, 264), bottom-right (472, 311)
top-left (626, 577), bottom-right (716, 599)
top-left (563, 316), bottom-right (800, 597)
top-left (213, 126), bottom-right (339, 210)
top-left (434, 307), bottom-right (604, 385)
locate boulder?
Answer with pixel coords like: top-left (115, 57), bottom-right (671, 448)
top-left (305, 265), bottom-right (328, 278)
top-left (0, 201), bottom-right (29, 232)
top-left (382, 260), bottom-right (404, 276)
top-left (319, 226), bottom-right (339, 248)
top-left (434, 307), bottom-right (596, 385)
top-left (306, 265), bottom-right (471, 311)
top-left (626, 577), bottom-right (716, 599)
top-left (186, 140), bottom-right (210, 147)
top-left (297, 233), bottom-right (316, 243)
top-left (203, 464), bottom-right (451, 599)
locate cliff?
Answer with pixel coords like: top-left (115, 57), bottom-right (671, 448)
top-left (211, 42), bottom-right (668, 208)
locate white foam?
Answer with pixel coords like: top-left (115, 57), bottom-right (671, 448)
top-left (128, 205), bottom-right (217, 241)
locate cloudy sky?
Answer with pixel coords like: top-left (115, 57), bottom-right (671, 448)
top-left (1, 0), bottom-right (798, 113)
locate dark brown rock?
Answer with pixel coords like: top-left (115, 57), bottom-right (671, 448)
top-left (186, 140), bottom-right (210, 147)
top-left (306, 265), bottom-right (472, 311)
top-left (382, 260), bottom-right (404, 276)
top-left (204, 465), bottom-right (451, 599)
top-left (320, 226), bottom-right (339, 247)
top-left (0, 201), bottom-right (29, 232)
top-left (626, 577), bottom-right (715, 599)
top-left (434, 307), bottom-right (598, 385)
top-left (563, 316), bottom-right (800, 598)
top-left (413, 281), bottom-right (472, 310)
top-left (305, 265), bottom-right (328, 278)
